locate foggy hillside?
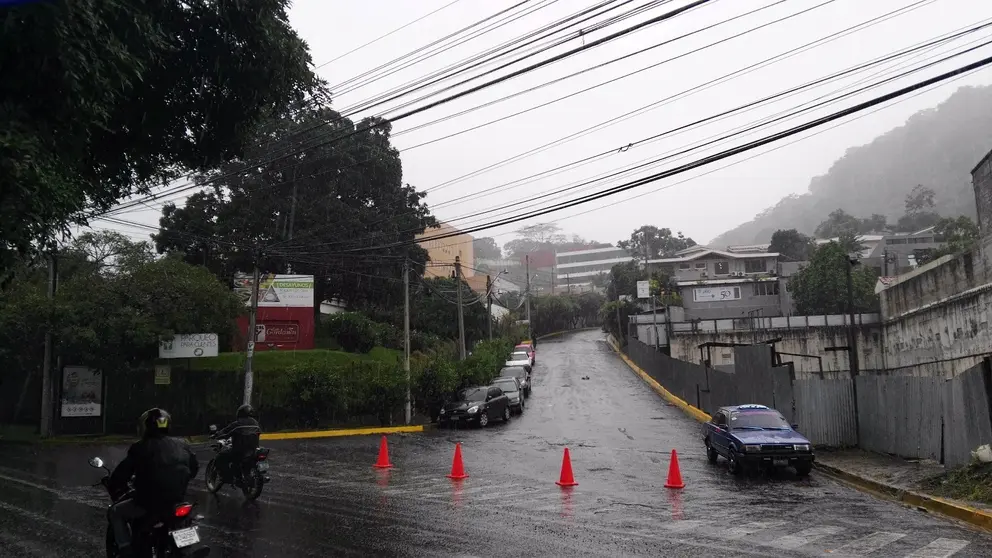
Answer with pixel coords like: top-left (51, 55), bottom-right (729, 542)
top-left (709, 85), bottom-right (992, 247)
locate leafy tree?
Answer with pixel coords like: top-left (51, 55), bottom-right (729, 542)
top-left (473, 237), bottom-right (501, 260)
top-left (768, 229), bottom-right (816, 261)
top-left (787, 242), bottom-right (879, 315)
top-left (895, 185), bottom-right (941, 232)
top-left (905, 185), bottom-right (937, 213)
top-left (155, 106), bottom-right (434, 317)
top-left (502, 224), bottom-right (603, 259)
top-left (836, 231), bottom-right (866, 256)
top-left (2, 234), bottom-right (243, 422)
top-left (617, 225), bottom-right (696, 259)
top-left (605, 261), bottom-right (677, 303)
top-left (411, 277), bottom-right (489, 347)
top-left (932, 216), bottom-right (980, 256)
top-left (1, 0), bottom-right (319, 274)
top-left (599, 299), bottom-right (638, 345)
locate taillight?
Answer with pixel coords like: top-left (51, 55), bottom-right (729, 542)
top-left (174, 504), bottom-right (193, 518)
top-left (257, 454), bottom-right (266, 460)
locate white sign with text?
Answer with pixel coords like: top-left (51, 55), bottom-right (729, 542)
top-left (692, 286), bottom-right (742, 302)
top-left (159, 333), bottom-right (219, 359)
top-left (636, 280), bottom-right (650, 299)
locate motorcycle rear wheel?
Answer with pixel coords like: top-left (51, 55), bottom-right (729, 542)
top-left (105, 525), bottom-right (118, 558)
top-left (242, 467), bottom-right (264, 501)
top-left (205, 459), bottom-right (224, 494)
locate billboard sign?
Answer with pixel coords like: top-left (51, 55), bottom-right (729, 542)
top-left (693, 286), bottom-right (742, 302)
top-left (60, 366), bottom-right (102, 417)
top-left (234, 273), bottom-right (315, 308)
top-left (636, 280), bottom-right (650, 299)
top-left (159, 333), bottom-right (219, 359)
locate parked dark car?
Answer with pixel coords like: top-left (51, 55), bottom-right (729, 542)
top-left (702, 404), bottom-right (814, 477)
top-left (494, 377), bottom-right (525, 414)
top-left (439, 385), bottom-right (511, 427)
top-left (500, 366), bottom-right (531, 398)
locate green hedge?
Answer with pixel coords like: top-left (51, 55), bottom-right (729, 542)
top-left (322, 312), bottom-right (444, 354)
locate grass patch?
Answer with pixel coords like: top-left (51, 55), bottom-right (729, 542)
top-left (189, 347), bottom-right (401, 373)
top-left (920, 461), bottom-right (992, 505)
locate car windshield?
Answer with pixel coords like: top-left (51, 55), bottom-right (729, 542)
top-left (457, 388), bottom-right (488, 402)
top-left (501, 367), bottom-right (527, 379)
top-left (494, 380), bottom-right (518, 393)
top-left (730, 411), bottom-right (790, 430)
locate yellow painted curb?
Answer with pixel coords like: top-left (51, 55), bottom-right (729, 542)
top-left (607, 338), bottom-right (711, 423)
top-left (260, 425), bottom-right (425, 441)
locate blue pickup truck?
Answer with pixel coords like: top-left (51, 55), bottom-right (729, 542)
top-left (702, 404), bottom-right (814, 477)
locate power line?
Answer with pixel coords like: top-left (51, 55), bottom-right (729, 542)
top-left (315, 0), bottom-right (465, 69)
top-left (334, 52), bottom-right (992, 252)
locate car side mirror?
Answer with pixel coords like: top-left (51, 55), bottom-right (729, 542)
top-left (209, 424), bottom-right (218, 433)
top-left (88, 457), bottom-right (104, 469)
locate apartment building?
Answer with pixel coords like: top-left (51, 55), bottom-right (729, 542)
top-left (415, 222), bottom-right (475, 279)
top-left (555, 246), bottom-right (632, 290)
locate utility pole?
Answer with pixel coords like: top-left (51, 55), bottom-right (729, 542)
top-left (403, 259), bottom-right (411, 425)
top-left (40, 248), bottom-right (58, 437)
top-left (243, 247), bottom-right (261, 406)
top-left (643, 235), bottom-right (659, 351)
top-left (486, 274), bottom-right (493, 341)
top-left (455, 256), bottom-right (466, 360)
top-left (612, 281), bottom-right (623, 343)
top-left (525, 255), bottom-right (533, 343)
top-left (844, 255), bottom-right (862, 444)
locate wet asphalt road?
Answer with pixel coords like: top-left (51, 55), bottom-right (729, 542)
top-left (2, 330), bottom-right (991, 557)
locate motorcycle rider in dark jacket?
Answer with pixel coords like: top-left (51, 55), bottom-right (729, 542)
top-left (212, 404), bottom-right (262, 480)
top-left (108, 408), bottom-right (198, 558)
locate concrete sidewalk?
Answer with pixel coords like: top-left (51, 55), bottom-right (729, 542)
top-left (816, 448), bottom-right (992, 531)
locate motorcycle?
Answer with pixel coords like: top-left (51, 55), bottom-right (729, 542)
top-left (203, 424), bottom-right (271, 501)
top-left (88, 456), bottom-right (209, 558)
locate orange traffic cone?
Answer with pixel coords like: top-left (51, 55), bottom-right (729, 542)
top-left (447, 443), bottom-right (469, 480)
top-left (556, 447), bottom-right (578, 487)
top-left (373, 435), bottom-right (393, 469)
top-left (664, 449), bottom-right (685, 489)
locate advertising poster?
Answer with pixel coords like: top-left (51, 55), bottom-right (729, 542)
top-left (60, 366), bottom-right (102, 417)
top-left (159, 333), bottom-right (219, 359)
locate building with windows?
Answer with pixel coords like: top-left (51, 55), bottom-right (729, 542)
top-left (416, 222), bottom-right (475, 279)
top-left (647, 245), bottom-right (784, 320)
top-left (554, 246), bottom-right (632, 290)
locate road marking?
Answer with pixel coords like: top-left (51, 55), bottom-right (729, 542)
top-left (830, 531), bottom-right (906, 556)
top-left (769, 525), bottom-right (844, 549)
top-left (664, 520), bottom-right (706, 533)
top-left (720, 521), bottom-right (786, 540)
top-left (905, 538), bottom-right (970, 557)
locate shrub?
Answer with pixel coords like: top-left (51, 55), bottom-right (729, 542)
top-left (322, 312), bottom-right (377, 353)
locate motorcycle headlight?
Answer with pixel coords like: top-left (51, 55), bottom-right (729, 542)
top-left (467, 406), bottom-right (479, 414)
top-left (439, 408), bottom-right (445, 414)
top-left (794, 444), bottom-right (810, 452)
top-left (744, 444), bottom-right (761, 453)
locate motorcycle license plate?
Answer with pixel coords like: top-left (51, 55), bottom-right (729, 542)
top-left (773, 458), bottom-right (789, 466)
top-left (170, 527), bottom-right (199, 548)
top-left (257, 461), bottom-right (269, 472)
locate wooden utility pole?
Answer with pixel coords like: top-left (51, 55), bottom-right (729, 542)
top-left (403, 259), bottom-right (411, 424)
top-left (40, 249), bottom-right (58, 437)
top-left (455, 256), bottom-right (466, 360)
top-left (243, 247), bottom-right (261, 406)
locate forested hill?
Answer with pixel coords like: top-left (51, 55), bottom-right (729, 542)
top-left (710, 85), bottom-right (992, 246)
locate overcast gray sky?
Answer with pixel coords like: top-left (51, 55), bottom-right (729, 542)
top-left (96, 0), bottom-right (992, 251)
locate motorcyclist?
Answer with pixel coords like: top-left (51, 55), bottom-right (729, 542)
top-left (211, 404), bottom-right (262, 481)
top-left (107, 408), bottom-right (198, 558)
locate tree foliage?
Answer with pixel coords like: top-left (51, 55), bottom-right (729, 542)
top-left (787, 242), bottom-right (879, 315)
top-left (411, 277), bottom-right (489, 348)
top-left (155, 106), bottom-right (434, 315)
top-left (768, 229), bottom-right (816, 261)
top-left (1, 233), bottom-right (243, 408)
top-left (473, 237), bottom-right (501, 260)
top-left (617, 225), bottom-right (695, 259)
top-left (528, 292), bottom-right (606, 336)
top-left (895, 185), bottom-right (941, 232)
top-left (1, 0), bottom-right (319, 274)
top-left (502, 223), bottom-right (605, 259)
top-left (814, 209), bottom-right (887, 238)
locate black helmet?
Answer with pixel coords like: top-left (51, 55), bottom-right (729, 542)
top-left (138, 408), bottom-right (171, 438)
top-left (237, 404), bottom-right (255, 419)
